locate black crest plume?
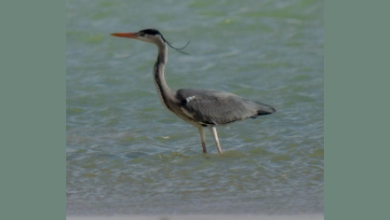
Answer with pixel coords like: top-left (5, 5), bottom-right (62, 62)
top-left (140, 29), bottom-right (190, 55)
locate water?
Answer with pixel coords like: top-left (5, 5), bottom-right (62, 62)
top-left (66, 0), bottom-right (323, 215)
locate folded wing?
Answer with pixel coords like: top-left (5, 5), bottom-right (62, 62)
top-left (175, 88), bottom-right (276, 126)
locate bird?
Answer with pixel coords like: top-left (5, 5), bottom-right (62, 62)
top-left (111, 29), bottom-right (276, 154)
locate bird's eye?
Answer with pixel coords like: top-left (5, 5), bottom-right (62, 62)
top-left (140, 32), bottom-right (145, 37)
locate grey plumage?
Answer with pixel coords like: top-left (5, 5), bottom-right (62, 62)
top-left (176, 88), bottom-right (275, 126)
top-left (111, 29), bottom-right (276, 154)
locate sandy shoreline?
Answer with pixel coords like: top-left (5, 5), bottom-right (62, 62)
top-left (67, 214), bottom-right (324, 220)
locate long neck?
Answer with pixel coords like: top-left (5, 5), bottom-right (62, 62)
top-left (153, 40), bottom-right (176, 110)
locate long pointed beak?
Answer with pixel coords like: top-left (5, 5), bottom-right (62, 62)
top-left (110, 32), bottom-right (137, 39)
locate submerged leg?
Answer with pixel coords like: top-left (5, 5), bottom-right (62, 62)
top-left (208, 126), bottom-right (223, 154)
top-left (198, 127), bottom-right (207, 153)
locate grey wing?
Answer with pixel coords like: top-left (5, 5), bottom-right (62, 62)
top-left (175, 88), bottom-right (276, 125)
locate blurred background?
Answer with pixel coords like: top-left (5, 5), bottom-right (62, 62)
top-left (66, 0), bottom-right (323, 215)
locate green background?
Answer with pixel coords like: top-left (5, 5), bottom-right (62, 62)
top-left (0, 1), bottom-right (64, 219)
top-left (325, 0), bottom-right (390, 219)
top-left (1, 0), bottom-right (389, 219)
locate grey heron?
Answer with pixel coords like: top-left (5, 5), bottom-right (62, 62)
top-left (111, 29), bottom-right (276, 154)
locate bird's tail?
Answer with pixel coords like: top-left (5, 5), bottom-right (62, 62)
top-left (251, 101), bottom-right (276, 117)
top-left (257, 104), bottom-right (276, 115)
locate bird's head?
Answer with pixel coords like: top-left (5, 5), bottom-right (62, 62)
top-left (111, 28), bottom-right (189, 54)
top-left (111, 29), bottom-right (162, 44)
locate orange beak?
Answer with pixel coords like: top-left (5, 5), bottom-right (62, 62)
top-left (110, 32), bottom-right (137, 39)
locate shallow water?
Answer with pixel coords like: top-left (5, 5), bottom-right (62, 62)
top-left (66, 0), bottom-right (323, 215)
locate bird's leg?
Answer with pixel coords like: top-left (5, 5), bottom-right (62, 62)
top-left (198, 127), bottom-right (207, 153)
top-left (208, 126), bottom-right (223, 154)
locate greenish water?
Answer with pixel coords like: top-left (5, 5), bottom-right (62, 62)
top-left (66, 0), bottom-right (323, 215)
